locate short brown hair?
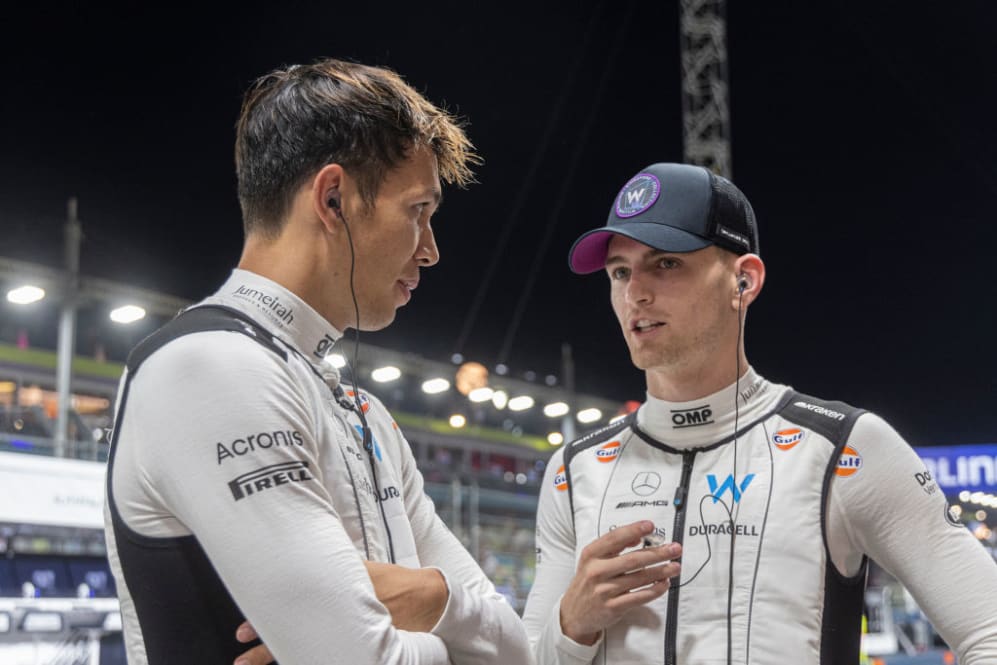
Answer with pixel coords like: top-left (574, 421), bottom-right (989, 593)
top-left (235, 58), bottom-right (480, 237)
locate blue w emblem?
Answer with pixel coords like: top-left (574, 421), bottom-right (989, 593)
top-left (707, 473), bottom-right (755, 504)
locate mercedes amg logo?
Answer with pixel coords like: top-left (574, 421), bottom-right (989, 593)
top-left (631, 472), bottom-right (661, 496)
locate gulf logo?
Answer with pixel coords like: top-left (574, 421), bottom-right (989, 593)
top-left (553, 465), bottom-right (568, 492)
top-left (836, 446), bottom-right (863, 477)
top-left (596, 441), bottom-right (621, 463)
top-left (773, 428), bottom-right (804, 451)
top-left (346, 390), bottom-right (371, 414)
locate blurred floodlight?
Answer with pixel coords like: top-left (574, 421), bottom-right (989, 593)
top-left (543, 402), bottom-right (570, 418)
top-left (455, 362), bottom-right (488, 395)
top-left (547, 432), bottom-right (564, 446)
top-left (371, 366), bottom-right (401, 383)
top-left (577, 408), bottom-right (603, 424)
top-left (110, 305), bottom-right (146, 324)
top-left (492, 390), bottom-right (508, 409)
top-left (422, 378), bottom-right (450, 394)
top-left (7, 285), bottom-right (46, 305)
top-left (326, 353), bottom-right (347, 368)
top-left (469, 387), bottom-right (494, 403)
top-left (449, 414), bottom-right (467, 428)
top-left (508, 395), bottom-right (535, 411)
top-left (959, 490), bottom-right (971, 502)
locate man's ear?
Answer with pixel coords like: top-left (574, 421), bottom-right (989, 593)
top-left (311, 163), bottom-right (347, 235)
top-left (732, 253), bottom-right (765, 308)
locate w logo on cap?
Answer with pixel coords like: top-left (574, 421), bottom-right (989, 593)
top-left (616, 173), bottom-right (661, 218)
top-left (626, 188), bottom-right (648, 206)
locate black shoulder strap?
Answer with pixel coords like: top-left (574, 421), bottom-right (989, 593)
top-left (776, 392), bottom-right (866, 445)
top-left (778, 390), bottom-right (869, 575)
top-left (563, 412), bottom-right (636, 532)
top-left (125, 304), bottom-right (287, 375)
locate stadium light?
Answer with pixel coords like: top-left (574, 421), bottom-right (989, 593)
top-left (6, 285), bottom-right (45, 304)
top-left (577, 407), bottom-right (603, 424)
top-left (109, 304), bottom-right (146, 324)
top-left (543, 402), bottom-right (570, 418)
top-left (449, 414), bottom-right (467, 428)
top-left (421, 378), bottom-right (450, 394)
top-left (547, 432), bottom-right (564, 445)
top-left (492, 390), bottom-right (508, 409)
top-left (508, 395), bottom-right (535, 411)
top-left (371, 366), bottom-right (401, 383)
top-left (326, 353), bottom-right (346, 368)
top-left (468, 387), bottom-right (494, 403)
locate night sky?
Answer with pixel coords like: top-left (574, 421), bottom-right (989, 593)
top-left (2, 2), bottom-right (995, 446)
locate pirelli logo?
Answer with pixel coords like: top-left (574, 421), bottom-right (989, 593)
top-left (228, 461), bottom-right (314, 501)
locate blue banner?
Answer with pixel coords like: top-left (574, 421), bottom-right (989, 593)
top-left (914, 444), bottom-right (997, 494)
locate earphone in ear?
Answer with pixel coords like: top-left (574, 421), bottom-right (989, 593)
top-left (737, 276), bottom-right (749, 293)
top-left (328, 195), bottom-right (341, 213)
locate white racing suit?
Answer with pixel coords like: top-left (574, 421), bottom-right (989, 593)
top-left (104, 269), bottom-right (530, 665)
top-left (523, 369), bottom-right (997, 664)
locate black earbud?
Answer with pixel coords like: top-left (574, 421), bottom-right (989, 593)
top-left (737, 276), bottom-right (749, 293)
top-left (328, 195), bottom-right (341, 212)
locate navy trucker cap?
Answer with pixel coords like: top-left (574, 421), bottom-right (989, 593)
top-left (568, 163), bottom-right (759, 274)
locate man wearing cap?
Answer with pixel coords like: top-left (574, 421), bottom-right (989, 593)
top-left (521, 163), bottom-right (997, 664)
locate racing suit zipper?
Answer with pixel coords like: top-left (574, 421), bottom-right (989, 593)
top-left (665, 450), bottom-right (696, 665)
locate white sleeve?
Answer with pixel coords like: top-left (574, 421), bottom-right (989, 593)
top-left (373, 403), bottom-right (531, 665)
top-left (827, 413), bottom-right (997, 664)
top-left (117, 334), bottom-right (449, 664)
top-left (521, 448), bottom-right (601, 665)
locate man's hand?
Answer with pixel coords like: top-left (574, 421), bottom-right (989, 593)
top-left (559, 520), bottom-right (681, 646)
top-left (234, 622), bottom-right (271, 665)
top-left (232, 561), bottom-right (449, 664)
top-left (365, 561), bottom-right (449, 632)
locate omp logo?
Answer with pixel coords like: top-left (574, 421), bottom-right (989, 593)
top-left (596, 441), bottom-right (621, 463)
top-left (793, 401), bottom-right (845, 421)
top-left (229, 461), bottom-right (314, 501)
top-left (553, 465), bottom-right (568, 491)
top-left (836, 446), bottom-right (863, 477)
top-left (671, 405), bottom-right (713, 428)
top-left (773, 428), bottom-right (804, 451)
top-left (346, 391), bottom-right (371, 414)
top-left (707, 473), bottom-right (756, 504)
